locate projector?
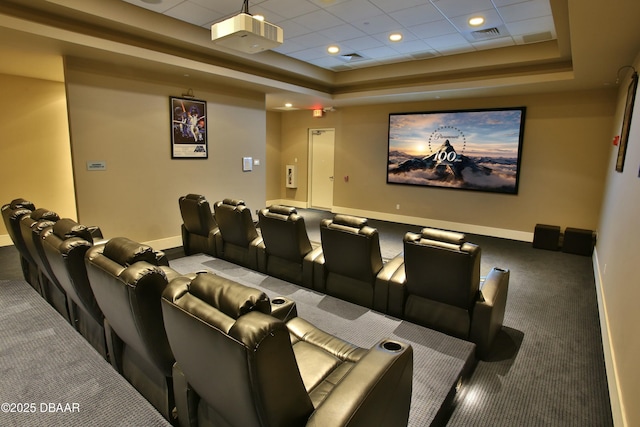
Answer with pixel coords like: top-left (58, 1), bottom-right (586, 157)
top-left (211, 13), bottom-right (283, 54)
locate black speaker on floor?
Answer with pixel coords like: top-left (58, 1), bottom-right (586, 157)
top-left (532, 224), bottom-right (561, 251)
top-left (562, 227), bottom-right (595, 256)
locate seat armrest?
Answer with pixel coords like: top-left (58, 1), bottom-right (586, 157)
top-left (248, 236), bottom-right (264, 270)
top-left (172, 362), bottom-right (200, 427)
top-left (387, 264), bottom-right (406, 318)
top-left (306, 339), bottom-right (413, 427)
top-left (302, 246), bottom-right (323, 289)
top-left (255, 241), bottom-right (267, 273)
top-left (312, 253), bottom-right (326, 292)
top-left (470, 267), bottom-right (509, 359)
top-left (374, 256), bottom-right (404, 313)
top-left (269, 296), bottom-right (298, 322)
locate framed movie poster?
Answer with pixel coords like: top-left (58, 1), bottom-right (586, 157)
top-left (170, 96), bottom-right (208, 158)
top-left (616, 71), bottom-right (638, 172)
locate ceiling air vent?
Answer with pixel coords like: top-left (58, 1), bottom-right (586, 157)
top-left (470, 27), bottom-right (502, 40)
top-left (339, 52), bottom-right (365, 62)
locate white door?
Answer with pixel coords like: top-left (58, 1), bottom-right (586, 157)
top-left (309, 129), bottom-right (335, 210)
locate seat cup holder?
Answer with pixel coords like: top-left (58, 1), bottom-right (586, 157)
top-left (271, 298), bottom-right (286, 305)
top-left (381, 340), bottom-right (403, 352)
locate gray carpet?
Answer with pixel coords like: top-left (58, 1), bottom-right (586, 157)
top-left (170, 254), bottom-right (476, 427)
top-left (255, 208), bottom-right (614, 426)
top-left (0, 279), bottom-right (171, 427)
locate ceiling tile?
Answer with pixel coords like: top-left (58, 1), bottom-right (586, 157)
top-left (505, 15), bottom-right (555, 37)
top-left (430, 0), bottom-right (495, 18)
top-left (295, 9), bottom-right (344, 31)
top-left (324, 0), bottom-right (385, 22)
top-left (408, 19), bottom-right (458, 39)
top-left (163, 2), bottom-right (221, 26)
top-left (389, 4), bottom-right (445, 27)
top-left (318, 24), bottom-right (367, 42)
top-left (498, 0), bottom-right (553, 23)
top-left (259, 0), bottom-right (319, 19)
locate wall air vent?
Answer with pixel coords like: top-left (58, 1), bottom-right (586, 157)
top-left (522, 31), bottom-right (553, 44)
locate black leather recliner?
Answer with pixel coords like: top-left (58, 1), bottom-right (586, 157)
top-left (161, 272), bottom-right (414, 427)
top-left (313, 215), bottom-right (400, 310)
top-left (2, 198), bottom-right (40, 290)
top-left (384, 227), bottom-right (509, 359)
top-left (256, 205), bottom-right (322, 287)
top-left (19, 208), bottom-right (71, 322)
top-left (85, 237), bottom-right (183, 422)
top-left (178, 194), bottom-right (219, 256)
top-left (41, 218), bottom-right (108, 358)
top-left (213, 198), bottom-right (262, 269)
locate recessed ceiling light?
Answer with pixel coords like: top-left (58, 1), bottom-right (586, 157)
top-left (327, 45), bottom-right (340, 54)
top-left (389, 33), bottom-right (403, 42)
top-left (285, 103), bottom-right (293, 108)
top-left (469, 16), bottom-right (485, 27)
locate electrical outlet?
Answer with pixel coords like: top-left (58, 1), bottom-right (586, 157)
top-left (396, 204), bottom-right (400, 210)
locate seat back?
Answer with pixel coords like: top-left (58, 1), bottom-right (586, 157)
top-left (259, 205), bottom-right (312, 263)
top-left (1, 198), bottom-right (35, 250)
top-left (85, 237), bottom-right (178, 419)
top-left (320, 215), bottom-right (383, 282)
top-left (403, 228), bottom-right (480, 310)
top-left (41, 218), bottom-right (107, 356)
top-left (42, 219), bottom-right (102, 318)
top-left (2, 198), bottom-right (38, 286)
top-left (178, 194), bottom-right (218, 256)
top-left (213, 198), bottom-right (258, 247)
top-left (18, 209), bottom-right (70, 320)
top-left (162, 273), bottom-right (313, 427)
top-left (19, 208), bottom-right (60, 277)
top-left (85, 237), bottom-right (175, 374)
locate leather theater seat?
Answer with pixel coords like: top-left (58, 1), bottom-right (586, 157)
top-left (2, 198), bottom-right (40, 290)
top-left (256, 205), bottom-right (322, 287)
top-left (178, 194), bottom-right (219, 256)
top-left (383, 227), bottom-right (509, 359)
top-left (161, 272), bottom-right (413, 427)
top-left (313, 214), bottom-right (401, 310)
top-left (85, 237), bottom-right (183, 423)
top-left (213, 198), bottom-right (262, 269)
top-left (18, 208), bottom-right (71, 322)
top-left (41, 218), bottom-right (108, 359)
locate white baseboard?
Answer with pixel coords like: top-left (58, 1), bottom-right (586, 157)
top-left (142, 235), bottom-right (183, 251)
top-left (593, 249), bottom-right (626, 427)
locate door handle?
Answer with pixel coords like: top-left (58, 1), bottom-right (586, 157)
top-left (329, 176), bottom-right (334, 181)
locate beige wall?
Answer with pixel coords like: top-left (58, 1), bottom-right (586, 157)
top-left (0, 73), bottom-right (77, 245)
top-left (277, 90), bottom-right (615, 239)
top-left (266, 111), bottom-right (282, 201)
top-left (64, 65), bottom-right (267, 247)
top-left (595, 55), bottom-right (640, 427)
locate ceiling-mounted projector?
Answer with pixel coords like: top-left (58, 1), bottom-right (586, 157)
top-left (211, 13), bottom-right (283, 54)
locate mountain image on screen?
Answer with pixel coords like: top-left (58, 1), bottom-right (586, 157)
top-left (388, 139), bottom-right (518, 193)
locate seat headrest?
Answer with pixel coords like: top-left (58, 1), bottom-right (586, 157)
top-left (222, 198), bottom-right (245, 207)
top-left (331, 214), bottom-right (368, 229)
top-left (102, 237), bottom-right (158, 266)
top-left (30, 208), bottom-right (59, 222)
top-left (10, 198), bottom-right (35, 211)
top-left (184, 193), bottom-right (206, 202)
top-left (267, 205), bottom-right (297, 216)
top-left (420, 227), bottom-right (466, 245)
top-left (52, 219), bottom-right (94, 242)
top-left (186, 272), bottom-right (271, 320)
